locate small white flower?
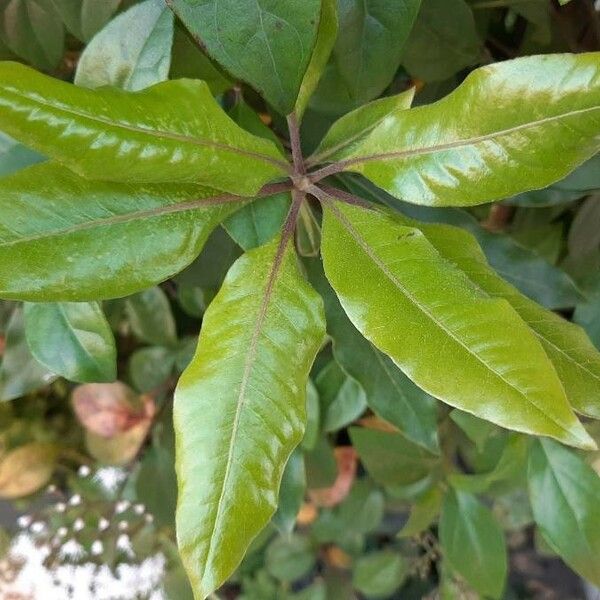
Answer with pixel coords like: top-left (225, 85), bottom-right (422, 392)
top-left (68, 494), bottom-right (82, 506)
top-left (115, 500), bottom-right (130, 514)
top-left (144, 513), bottom-right (154, 524)
top-left (57, 527), bottom-right (68, 537)
top-left (90, 540), bottom-right (103, 556)
top-left (47, 484), bottom-right (57, 493)
top-left (98, 517), bottom-right (110, 531)
top-left (116, 534), bottom-right (134, 558)
top-left (30, 521), bottom-right (45, 534)
top-left (118, 520), bottom-right (129, 532)
top-left (78, 465), bottom-right (91, 478)
top-left (55, 502), bottom-right (67, 513)
top-left (59, 539), bottom-right (85, 560)
top-left (17, 515), bottom-right (32, 528)
top-left (72, 518), bottom-right (84, 532)
top-left (93, 467), bottom-right (127, 493)
top-left (133, 503), bottom-right (145, 515)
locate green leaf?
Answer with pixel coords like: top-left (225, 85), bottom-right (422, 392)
top-left (167, 0), bottom-right (322, 115)
top-left (352, 551), bottom-right (407, 599)
top-left (224, 195), bottom-right (291, 251)
top-left (169, 25), bottom-right (231, 95)
top-left (265, 534), bottom-right (316, 583)
top-left (0, 62), bottom-right (287, 194)
top-left (398, 485), bottom-right (442, 538)
top-left (125, 287), bottom-right (177, 347)
top-left (0, 131), bottom-right (44, 178)
top-left (129, 346), bottom-right (176, 393)
top-left (313, 89), bottom-right (415, 163)
top-left (50, 0), bottom-right (121, 42)
top-left (528, 439), bottom-right (600, 586)
top-left (301, 379), bottom-right (320, 451)
top-left (75, 0), bottom-right (174, 91)
top-left (305, 256), bottom-right (439, 454)
top-left (319, 53), bottom-right (600, 207)
top-left (450, 409), bottom-right (497, 452)
top-left (401, 0), bottom-right (481, 82)
top-left (310, 0), bottom-right (422, 114)
top-left (574, 278), bottom-right (600, 351)
top-left (413, 220), bottom-right (600, 419)
top-left (24, 301), bottom-right (116, 383)
top-left (174, 237), bottom-right (325, 599)
top-left (321, 202), bottom-right (594, 448)
top-left (316, 360), bottom-right (367, 432)
top-left (295, 0), bottom-right (337, 120)
top-left (0, 163), bottom-right (242, 301)
top-left (0, 0), bottom-right (64, 70)
top-left (0, 307), bottom-right (56, 401)
top-left (273, 449), bottom-right (306, 534)
top-left (440, 488), bottom-right (507, 599)
top-left (349, 427), bottom-right (438, 487)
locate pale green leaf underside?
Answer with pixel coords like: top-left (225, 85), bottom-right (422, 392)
top-left (324, 53), bottom-right (600, 206)
top-left (0, 62), bottom-right (287, 194)
top-left (410, 220), bottom-right (600, 419)
top-left (321, 202), bottom-right (593, 449)
top-left (24, 301), bottom-right (116, 383)
top-left (74, 0), bottom-right (174, 92)
top-left (0, 163), bottom-right (241, 301)
top-left (175, 238), bottom-right (325, 599)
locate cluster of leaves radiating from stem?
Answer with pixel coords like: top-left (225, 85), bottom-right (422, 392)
top-left (0, 1), bottom-right (599, 599)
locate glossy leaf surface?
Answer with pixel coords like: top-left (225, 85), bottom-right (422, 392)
top-left (440, 488), bottom-right (507, 599)
top-left (174, 238), bottom-right (325, 599)
top-left (310, 0), bottom-right (421, 114)
top-left (0, 163), bottom-right (241, 301)
top-left (167, 0), bottom-right (321, 115)
top-left (125, 287), bottom-right (177, 347)
top-left (324, 53), bottom-right (600, 206)
top-left (528, 439), bottom-right (600, 586)
top-left (321, 202), bottom-right (593, 448)
top-left (415, 221), bottom-right (600, 419)
top-left (24, 301), bottom-right (116, 383)
top-left (75, 0), bottom-right (174, 91)
top-left (305, 257), bottom-right (439, 454)
top-left (0, 62), bottom-right (287, 193)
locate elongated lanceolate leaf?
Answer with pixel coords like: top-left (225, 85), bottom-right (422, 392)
top-left (75, 0), bottom-right (174, 91)
top-left (528, 439), bottom-right (600, 586)
top-left (411, 221), bottom-right (600, 419)
top-left (316, 53), bottom-right (600, 206)
top-left (24, 301), bottom-right (116, 383)
top-left (0, 163), bottom-right (243, 301)
top-left (50, 0), bottom-right (121, 42)
top-left (0, 62), bottom-right (287, 194)
top-left (167, 0), bottom-right (321, 115)
top-left (321, 201), bottom-right (593, 449)
top-left (174, 237), bottom-right (325, 599)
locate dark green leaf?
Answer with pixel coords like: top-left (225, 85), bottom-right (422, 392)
top-left (398, 485), bottom-right (442, 537)
top-left (0, 62), bottom-right (287, 193)
top-left (50, 0), bottom-right (121, 41)
top-left (402, 0), bottom-right (481, 82)
top-left (528, 438), bottom-right (600, 586)
top-left (0, 131), bottom-right (44, 177)
top-left (0, 163), bottom-right (240, 301)
top-left (352, 551), bottom-right (407, 599)
top-left (175, 237), bottom-right (325, 598)
top-left (310, 0), bottom-right (422, 114)
top-left (0, 307), bottom-right (56, 401)
top-left (265, 534), bottom-right (316, 583)
top-left (126, 287), bottom-right (177, 347)
top-left (440, 488), bottom-right (507, 599)
top-left (273, 449), bottom-right (306, 534)
top-left (0, 0), bottom-right (64, 69)
top-left (74, 0), bottom-right (174, 91)
top-left (24, 301), bottom-right (116, 383)
top-left (168, 0), bottom-right (322, 115)
top-left (129, 346), bottom-right (176, 393)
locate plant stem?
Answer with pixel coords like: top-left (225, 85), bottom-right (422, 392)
top-left (286, 112), bottom-right (305, 175)
top-left (307, 161), bottom-right (346, 183)
top-left (317, 184), bottom-right (374, 209)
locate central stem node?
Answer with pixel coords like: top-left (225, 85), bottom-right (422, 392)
top-left (292, 175), bottom-right (313, 193)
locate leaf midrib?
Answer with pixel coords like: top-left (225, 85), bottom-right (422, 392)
top-left (0, 85), bottom-right (289, 171)
top-left (0, 195), bottom-right (242, 249)
top-left (328, 105), bottom-right (600, 169)
top-left (328, 203), bottom-right (576, 439)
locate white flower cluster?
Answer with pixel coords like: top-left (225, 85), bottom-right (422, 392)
top-left (0, 533), bottom-right (167, 600)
